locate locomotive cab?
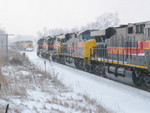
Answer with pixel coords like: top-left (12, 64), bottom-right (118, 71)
top-left (47, 36), bottom-right (54, 51)
top-left (144, 22), bottom-right (150, 71)
top-left (78, 30), bottom-right (97, 58)
top-left (91, 30), bottom-right (106, 58)
top-left (37, 37), bottom-right (49, 58)
top-left (91, 28), bottom-right (116, 58)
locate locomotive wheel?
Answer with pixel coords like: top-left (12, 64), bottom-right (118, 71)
top-left (100, 63), bottom-right (106, 78)
top-left (74, 58), bottom-right (85, 70)
top-left (74, 59), bottom-right (78, 68)
top-left (143, 75), bottom-right (150, 91)
top-left (85, 65), bottom-right (92, 73)
top-left (49, 55), bottom-right (53, 61)
top-left (46, 55), bottom-right (49, 59)
top-left (37, 52), bottom-right (40, 57)
top-left (132, 70), bottom-right (150, 90)
top-left (93, 63), bottom-right (106, 77)
top-left (94, 64), bottom-right (101, 76)
top-left (52, 55), bottom-right (56, 62)
top-left (74, 58), bottom-right (80, 69)
top-left (60, 56), bottom-right (65, 64)
top-left (38, 52), bottom-right (41, 57)
top-left (78, 59), bottom-right (85, 70)
top-left (132, 70), bottom-right (143, 87)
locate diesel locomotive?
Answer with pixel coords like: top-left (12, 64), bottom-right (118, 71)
top-left (12, 40), bottom-right (34, 51)
top-left (37, 21), bottom-right (150, 90)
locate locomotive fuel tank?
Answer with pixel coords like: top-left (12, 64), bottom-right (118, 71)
top-left (107, 66), bottom-right (134, 85)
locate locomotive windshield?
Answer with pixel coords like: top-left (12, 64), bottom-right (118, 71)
top-left (82, 34), bottom-right (95, 41)
top-left (26, 41), bottom-right (33, 44)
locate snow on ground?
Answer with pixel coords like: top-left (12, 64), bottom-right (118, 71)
top-left (0, 51), bottom-right (112, 113)
top-left (26, 51), bottom-right (150, 113)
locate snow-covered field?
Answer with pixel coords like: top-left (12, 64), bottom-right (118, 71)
top-left (0, 51), bottom-right (112, 113)
top-left (26, 51), bottom-right (150, 113)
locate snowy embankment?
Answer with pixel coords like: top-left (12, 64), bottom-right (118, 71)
top-left (0, 51), bottom-right (112, 113)
top-left (26, 51), bottom-right (150, 113)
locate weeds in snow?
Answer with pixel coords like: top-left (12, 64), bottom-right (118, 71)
top-left (0, 51), bottom-right (116, 113)
top-left (8, 51), bottom-right (30, 65)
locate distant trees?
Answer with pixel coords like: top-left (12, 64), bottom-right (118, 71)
top-left (80, 13), bottom-right (119, 31)
top-left (0, 26), bottom-right (7, 56)
top-left (0, 27), bottom-right (5, 34)
top-left (37, 27), bottom-right (69, 38)
top-left (37, 12), bottom-right (120, 37)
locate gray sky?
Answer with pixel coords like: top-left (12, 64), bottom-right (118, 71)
top-left (0, 0), bottom-right (150, 36)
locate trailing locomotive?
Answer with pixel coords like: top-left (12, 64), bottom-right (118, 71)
top-left (12, 40), bottom-right (34, 51)
top-left (37, 21), bottom-right (150, 90)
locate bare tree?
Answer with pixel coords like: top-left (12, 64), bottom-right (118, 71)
top-left (80, 12), bottom-right (119, 30)
top-left (37, 27), bottom-right (48, 38)
top-left (37, 28), bottom-right (69, 38)
top-left (48, 28), bottom-right (68, 36)
top-left (37, 31), bottom-right (44, 38)
top-left (0, 26), bottom-right (7, 57)
top-left (70, 27), bottom-right (79, 33)
top-left (96, 13), bottom-right (119, 29)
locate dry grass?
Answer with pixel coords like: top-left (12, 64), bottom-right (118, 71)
top-left (32, 67), bottom-right (66, 89)
top-left (0, 105), bottom-right (8, 113)
top-left (0, 63), bottom-right (69, 113)
top-left (8, 50), bottom-right (30, 65)
top-left (82, 94), bottom-right (116, 113)
top-left (0, 50), bottom-right (116, 113)
top-left (51, 107), bottom-right (65, 113)
top-left (0, 60), bottom-right (67, 98)
top-left (0, 50), bottom-right (7, 66)
top-left (0, 51), bottom-right (33, 97)
top-left (47, 94), bottom-right (115, 113)
top-left (0, 75), bottom-right (27, 97)
top-left (0, 70), bottom-right (4, 83)
top-left (0, 50), bottom-right (30, 66)
top-left (83, 94), bottom-right (97, 105)
top-left (0, 58), bottom-right (6, 67)
top-left (0, 50), bottom-right (31, 97)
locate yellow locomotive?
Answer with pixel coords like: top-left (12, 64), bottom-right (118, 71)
top-left (14, 40), bottom-right (34, 51)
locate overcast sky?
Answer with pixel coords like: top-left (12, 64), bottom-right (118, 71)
top-left (0, 0), bottom-right (150, 36)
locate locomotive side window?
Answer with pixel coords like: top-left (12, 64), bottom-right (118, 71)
top-left (148, 28), bottom-right (150, 37)
top-left (72, 43), bottom-right (74, 52)
top-left (128, 27), bottom-right (133, 34)
top-left (136, 24), bottom-right (145, 34)
top-left (125, 41), bottom-right (138, 47)
top-left (83, 34), bottom-right (94, 41)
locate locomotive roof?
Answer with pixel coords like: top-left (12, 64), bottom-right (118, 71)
top-left (55, 34), bottom-right (65, 39)
top-left (77, 29), bottom-right (97, 36)
top-left (91, 29), bottom-right (105, 36)
top-left (129, 21), bottom-right (150, 25)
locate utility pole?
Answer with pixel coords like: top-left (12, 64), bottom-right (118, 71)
top-left (6, 34), bottom-right (8, 60)
top-left (0, 34), bottom-right (14, 60)
top-left (44, 60), bottom-right (46, 73)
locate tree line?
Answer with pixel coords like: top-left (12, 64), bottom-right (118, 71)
top-left (37, 13), bottom-right (119, 37)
